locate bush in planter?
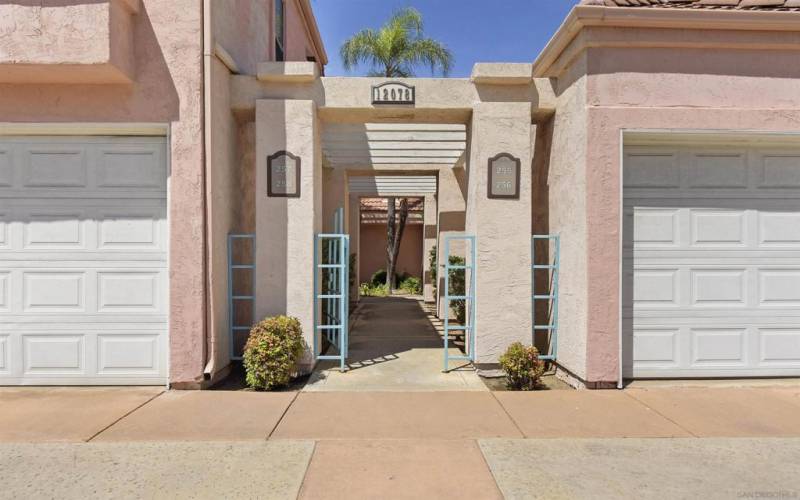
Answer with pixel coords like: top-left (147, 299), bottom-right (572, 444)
top-left (499, 342), bottom-right (546, 391)
top-left (243, 316), bottom-right (305, 390)
top-left (370, 269), bottom-right (401, 287)
top-left (399, 276), bottom-right (422, 295)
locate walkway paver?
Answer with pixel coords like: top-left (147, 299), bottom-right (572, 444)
top-left (0, 387), bottom-right (163, 443)
top-left (479, 437), bottom-right (800, 500)
top-left (298, 439), bottom-right (503, 500)
top-left (494, 390), bottom-right (691, 438)
top-left (0, 440), bottom-right (314, 500)
top-left (272, 392), bottom-right (522, 439)
top-left (626, 387), bottom-right (800, 437)
top-left (306, 296), bottom-right (486, 392)
top-left (93, 390), bottom-right (296, 441)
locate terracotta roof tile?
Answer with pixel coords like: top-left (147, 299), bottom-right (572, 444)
top-left (582, 0), bottom-right (800, 8)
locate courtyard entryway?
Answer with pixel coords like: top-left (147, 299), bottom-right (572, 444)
top-left (306, 295), bottom-right (485, 391)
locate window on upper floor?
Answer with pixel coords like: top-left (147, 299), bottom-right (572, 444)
top-left (275, 0), bottom-right (285, 62)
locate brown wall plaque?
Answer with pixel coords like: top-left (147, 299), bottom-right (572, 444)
top-left (487, 153), bottom-right (520, 199)
top-left (267, 150), bottom-right (301, 197)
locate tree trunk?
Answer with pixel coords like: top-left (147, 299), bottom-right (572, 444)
top-left (385, 197), bottom-right (409, 292)
top-left (386, 197), bottom-right (396, 288)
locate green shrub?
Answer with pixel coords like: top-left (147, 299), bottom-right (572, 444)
top-left (399, 276), bottom-right (422, 295)
top-left (243, 316), bottom-right (305, 390)
top-left (448, 255), bottom-right (466, 324)
top-left (370, 268), bottom-right (400, 287)
top-left (429, 245), bottom-right (437, 297)
top-left (349, 253), bottom-right (357, 291)
top-left (359, 282), bottom-right (389, 297)
top-left (499, 342), bottom-right (546, 391)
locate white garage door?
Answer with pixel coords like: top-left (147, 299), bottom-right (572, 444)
top-left (623, 142), bottom-right (800, 378)
top-left (0, 136), bottom-right (168, 385)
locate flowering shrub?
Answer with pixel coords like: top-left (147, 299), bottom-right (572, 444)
top-left (499, 342), bottom-right (546, 391)
top-left (243, 316), bottom-right (305, 390)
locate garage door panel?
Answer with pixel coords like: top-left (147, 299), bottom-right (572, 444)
top-left (690, 209), bottom-right (747, 246)
top-left (24, 147), bottom-right (87, 188)
top-left (0, 136), bottom-right (167, 386)
top-left (759, 329), bottom-right (800, 365)
top-left (0, 149), bottom-right (11, 187)
top-left (690, 328), bottom-right (747, 367)
top-left (97, 333), bottom-right (161, 375)
top-left (758, 211), bottom-right (800, 247)
top-left (691, 269), bottom-right (747, 307)
top-left (22, 334), bottom-right (85, 375)
top-left (688, 152), bottom-right (748, 189)
top-left (758, 153), bottom-right (800, 188)
top-left (624, 143), bottom-right (800, 378)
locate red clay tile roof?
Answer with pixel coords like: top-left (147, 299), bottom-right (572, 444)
top-left (581, 0), bottom-right (800, 9)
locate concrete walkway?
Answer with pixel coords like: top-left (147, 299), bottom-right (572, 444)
top-left (305, 296), bottom-right (485, 391)
top-left (1, 385), bottom-right (800, 498)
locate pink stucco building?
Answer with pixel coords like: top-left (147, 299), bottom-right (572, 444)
top-left (1, 0), bottom-right (799, 389)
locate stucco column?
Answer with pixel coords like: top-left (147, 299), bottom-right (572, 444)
top-left (322, 166), bottom-right (347, 232)
top-left (436, 165), bottom-right (467, 317)
top-left (465, 102), bottom-right (533, 365)
top-left (255, 99), bottom-right (321, 370)
top-left (422, 194), bottom-right (437, 303)
top-left (348, 193), bottom-right (361, 301)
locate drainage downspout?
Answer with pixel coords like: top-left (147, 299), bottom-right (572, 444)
top-left (201, 0), bottom-right (215, 384)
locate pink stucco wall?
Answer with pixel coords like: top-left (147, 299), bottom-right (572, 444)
top-left (359, 224), bottom-right (424, 285)
top-left (577, 42), bottom-right (800, 384)
top-left (0, 0), bottom-right (207, 386)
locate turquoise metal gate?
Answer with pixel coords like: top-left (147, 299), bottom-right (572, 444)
top-left (442, 234), bottom-right (476, 372)
top-left (313, 208), bottom-right (350, 371)
top-left (532, 234), bottom-right (560, 361)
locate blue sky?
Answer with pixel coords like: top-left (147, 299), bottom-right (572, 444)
top-left (313, 0), bottom-right (579, 77)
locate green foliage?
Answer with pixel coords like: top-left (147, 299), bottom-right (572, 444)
top-left (499, 342), bottom-right (546, 391)
top-left (340, 7), bottom-right (453, 77)
top-left (448, 255), bottom-right (466, 324)
top-left (359, 282), bottom-right (389, 297)
top-left (243, 316), bottom-right (305, 390)
top-left (370, 268), bottom-right (400, 288)
top-left (399, 276), bottom-right (422, 295)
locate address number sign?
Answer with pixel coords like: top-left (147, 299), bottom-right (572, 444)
top-left (487, 153), bottom-right (520, 199)
top-left (372, 81), bottom-right (415, 105)
top-left (267, 150), bottom-right (301, 197)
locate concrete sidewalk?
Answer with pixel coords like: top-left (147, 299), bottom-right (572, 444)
top-left (1, 385), bottom-right (800, 498)
top-left (2, 385), bottom-right (800, 443)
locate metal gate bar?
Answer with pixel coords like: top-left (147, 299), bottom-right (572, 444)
top-left (442, 234), bottom-right (476, 372)
top-left (532, 234), bottom-right (560, 361)
top-left (313, 208), bottom-right (349, 371)
top-left (228, 233), bottom-right (256, 360)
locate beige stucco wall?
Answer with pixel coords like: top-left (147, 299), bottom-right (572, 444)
top-left (0, 0), bottom-right (207, 386)
top-left (255, 99), bottom-right (321, 369)
top-left (436, 166), bottom-right (467, 316)
top-left (465, 102), bottom-right (533, 364)
top-left (546, 53), bottom-right (590, 382)
top-left (422, 194), bottom-right (437, 302)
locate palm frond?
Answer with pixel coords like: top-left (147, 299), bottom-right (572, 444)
top-left (406, 38), bottom-right (453, 77)
top-left (339, 6), bottom-right (453, 77)
top-left (339, 29), bottom-right (380, 72)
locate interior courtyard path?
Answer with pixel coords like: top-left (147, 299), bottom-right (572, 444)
top-left (304, 295), bottom-right (487, 391)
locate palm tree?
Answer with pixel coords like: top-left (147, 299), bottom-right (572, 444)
top-left (342, 9), bottom-right (452, 293)
top-left (340, 7), bottom-right (453, 78)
